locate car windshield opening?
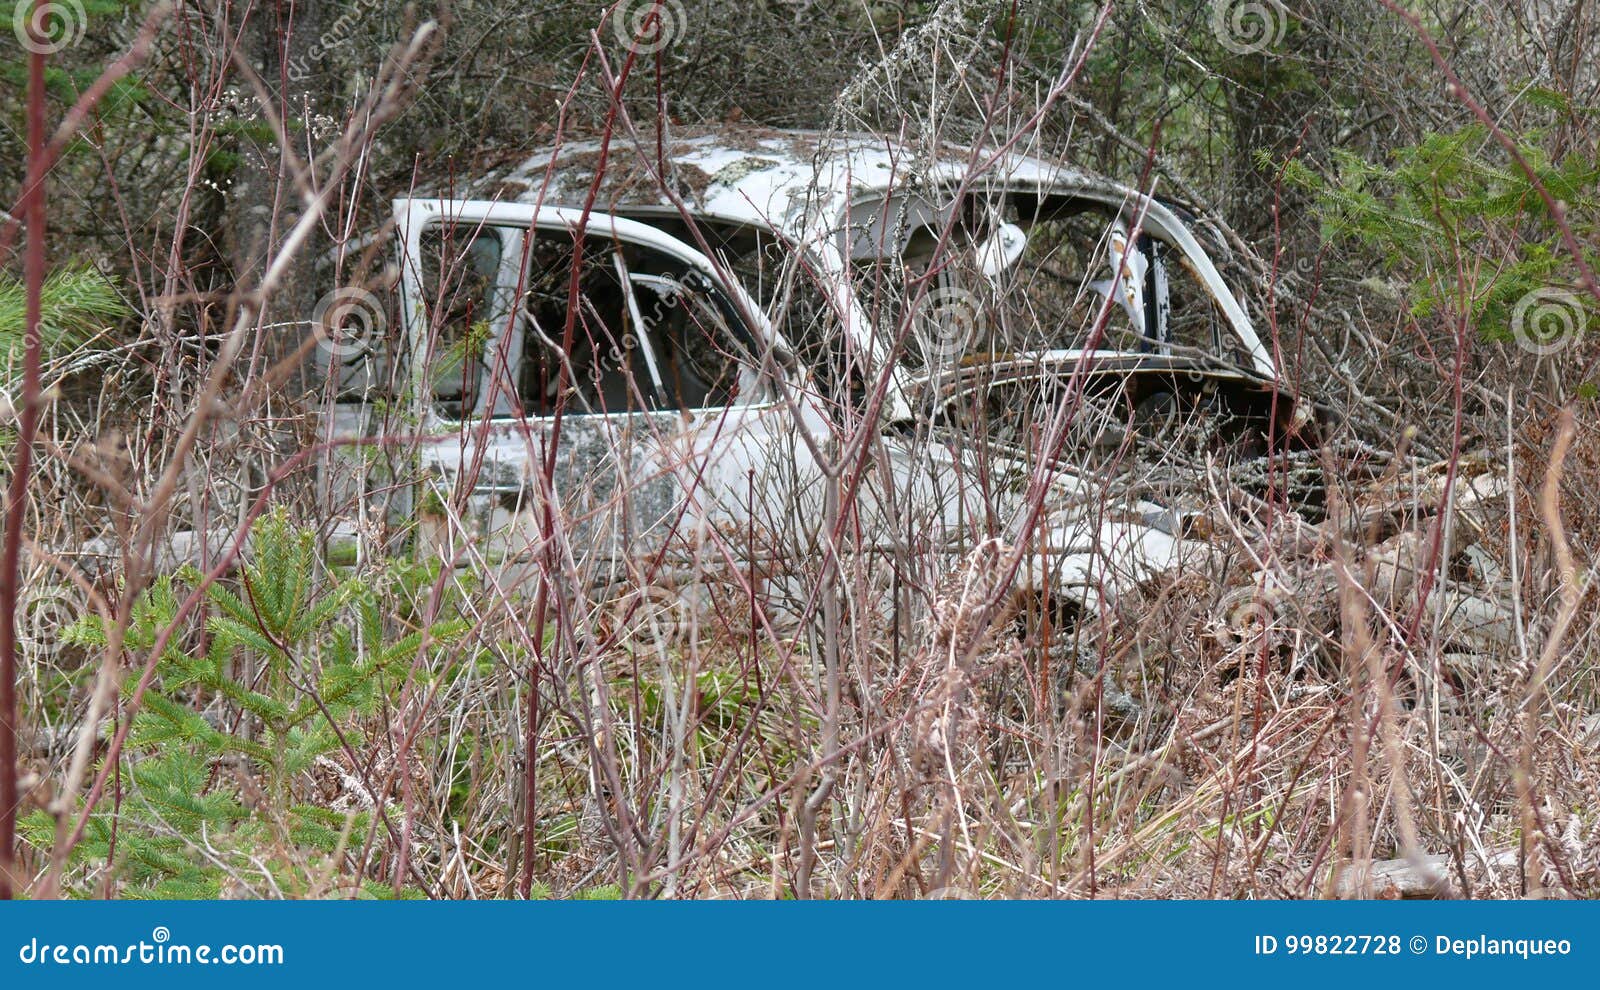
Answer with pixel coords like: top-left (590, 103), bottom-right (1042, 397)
top-left (847, 192), bottom-right (1247, 371)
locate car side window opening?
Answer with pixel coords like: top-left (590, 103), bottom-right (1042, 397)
top-left (615, 212), bottom-right (846, 398)
top-left (719, 230), bottom-right (843, 394)
top-left (844, 194), bottom-right (977, 370)
top-left (419, 224), bottom-right (506, 418)
top-left (515, 231), bottom-right (763, 417)
top-left (990, 198), bottom-right (1146, 355)
top-left (419, 222), bottom-right (766, 420)
top-left (1159, 243), bottom-right (1254, 367)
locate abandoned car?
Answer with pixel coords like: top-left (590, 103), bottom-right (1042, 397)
top-left (317, 126), bottom-right (1314, 626)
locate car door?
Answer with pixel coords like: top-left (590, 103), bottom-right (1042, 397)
top-left (394, 199), bottom-right (825, 593)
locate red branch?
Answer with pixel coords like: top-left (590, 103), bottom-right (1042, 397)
top-left (0, 15), bottom-right (50, 901)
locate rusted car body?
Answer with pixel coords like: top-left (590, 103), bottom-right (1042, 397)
top-left (331, 126), bottom-right (1310, 617)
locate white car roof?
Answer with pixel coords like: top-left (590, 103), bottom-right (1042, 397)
top-left (474, 125), bottom-right (1126, 240)
top-left (460, 125), bottom-right (1272, 380)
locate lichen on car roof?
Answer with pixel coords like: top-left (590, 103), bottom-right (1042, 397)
top-left (467, 123), bottom-right (1108, 237)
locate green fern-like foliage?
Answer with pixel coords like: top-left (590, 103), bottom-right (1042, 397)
top-left (0, 267), bottom-right (126, 382)
top-left (1271, 118), bottom-right (1598, 346)
top-left (41, 508), bottom-right (467, 897)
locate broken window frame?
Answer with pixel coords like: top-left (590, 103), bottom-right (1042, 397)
top-left (831, 183), bottom-right (1276, 383)
top-left (394, 200), bottom-right (793, 430)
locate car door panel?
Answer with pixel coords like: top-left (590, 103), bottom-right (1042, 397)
top-left (397, 200), bottom-right (822, 589)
